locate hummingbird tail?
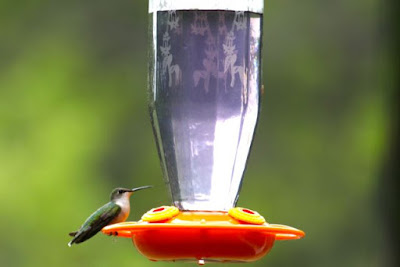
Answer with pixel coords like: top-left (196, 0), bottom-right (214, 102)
top-left (68, 241), bottom-right (73, 247)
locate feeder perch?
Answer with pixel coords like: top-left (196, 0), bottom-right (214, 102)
top-left (102, 0), bottom-right (304, 263)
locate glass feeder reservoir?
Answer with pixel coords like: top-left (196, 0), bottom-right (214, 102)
top-left (102, 0), bottom-right (304, 263)
top-left (148, 3), bottom-right (263, 212)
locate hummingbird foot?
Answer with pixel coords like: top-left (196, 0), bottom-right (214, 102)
top-left (69, 231), bottom-right (78, 237)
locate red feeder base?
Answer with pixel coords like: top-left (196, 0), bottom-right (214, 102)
top-left (102, 210), bottom-right (304, 263)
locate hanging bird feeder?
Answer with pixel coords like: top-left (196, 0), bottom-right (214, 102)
top-left (102, 0), bottom-right (304, 263)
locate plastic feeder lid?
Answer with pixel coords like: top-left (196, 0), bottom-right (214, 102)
top-left (102, 207), bottom-right (304, 263)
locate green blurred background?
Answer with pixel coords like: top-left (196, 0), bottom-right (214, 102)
top-left (0, 0), bottom-right (398, 266)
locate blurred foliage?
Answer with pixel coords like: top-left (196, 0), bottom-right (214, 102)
top-left (0, 0), bottom-right (396, 266)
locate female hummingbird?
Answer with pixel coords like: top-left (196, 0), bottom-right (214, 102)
top-left (68, 185), bottom-right (152, 247)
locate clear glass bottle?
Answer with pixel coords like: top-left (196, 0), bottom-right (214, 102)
top-left (148, 0), bottom-right (264, 211)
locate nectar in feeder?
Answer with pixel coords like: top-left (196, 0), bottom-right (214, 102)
top-left (102, 0), bottom-right (304, 263)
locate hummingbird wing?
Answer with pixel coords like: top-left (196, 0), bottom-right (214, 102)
top-left (68, 202), bottom-right (121, 246)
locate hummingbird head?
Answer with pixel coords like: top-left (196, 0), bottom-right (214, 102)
top-left (110, 185), bottom-right (152, 201)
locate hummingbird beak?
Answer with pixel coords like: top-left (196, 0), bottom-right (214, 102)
top-left (129, 185), bottom-right (153, 193)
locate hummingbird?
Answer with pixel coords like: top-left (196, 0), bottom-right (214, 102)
top-left (68, 185), bottom-right (152, 247)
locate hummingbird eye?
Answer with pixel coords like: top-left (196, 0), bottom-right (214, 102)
top-left (118, 190), bottom-right (123, 194)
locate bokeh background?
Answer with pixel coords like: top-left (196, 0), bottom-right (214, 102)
top-left (0, 0), bottom-right (398, 266)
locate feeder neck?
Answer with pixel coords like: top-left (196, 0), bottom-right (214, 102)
top-left (149, 0), bottom-right (264, 14)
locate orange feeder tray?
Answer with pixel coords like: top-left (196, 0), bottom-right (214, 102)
top-left (102, 206), bottom-right (305, 263)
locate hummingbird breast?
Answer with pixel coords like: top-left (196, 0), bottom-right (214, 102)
top-left (111, 197), bottom-right (131, 224)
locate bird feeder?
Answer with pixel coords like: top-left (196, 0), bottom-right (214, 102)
top-left (102, 0), bottom-right (304, 263)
